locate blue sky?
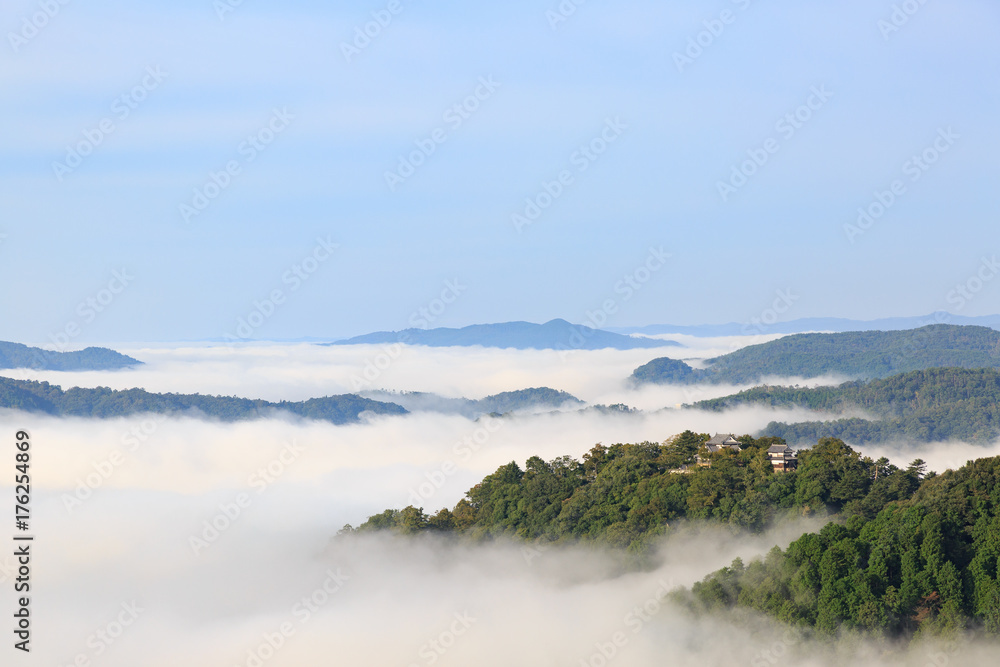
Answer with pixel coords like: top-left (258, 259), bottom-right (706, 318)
top-left (2, 0), bottom-right (998, 343)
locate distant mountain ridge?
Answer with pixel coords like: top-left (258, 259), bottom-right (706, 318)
top-left (695, 367), bottom-right (1000, 444)
top-left (631, 324), bottom-right (1000, 385)
top-left (361, 387), bottom-right (584, 418)
top-left (0, 342), bottom-right (141, 371)
top-left (329, 319), bottom-right (680, 350)
top-left (0, 377), bottom-right (406, 425)
top-left (610, 312), bottom-right (1000, 337)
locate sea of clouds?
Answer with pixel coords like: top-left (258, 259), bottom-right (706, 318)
top-left (1, 339), bottom-right (997, 665)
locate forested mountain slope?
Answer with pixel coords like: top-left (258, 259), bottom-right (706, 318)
top-left (352, 433), bottom-right (1000, 639)
top-left (350, 435), bottom-right (928, 549)
top-left (331, 319), bottom-right (680, 350)
top-left (0, 377), bottom-right (406, 424)
top-left (361, 387), bottom-right (583, 417)
top-left (0, 341), bottom-right (141, 370)
top-left (696, 367), bottom-right (1000, 444)
top-left (685, 455), bottom-right (1000, 637)
top-left (631, 325), bottom-right (1000, 385)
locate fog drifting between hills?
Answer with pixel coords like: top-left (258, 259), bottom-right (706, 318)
top-left (2, 342), bottom-right (999, 665)
top-left (4, 335), bottom-right (846, 410)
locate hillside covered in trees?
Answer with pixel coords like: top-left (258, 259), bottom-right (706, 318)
top-left (0, 377), bottom-right (407, 424)
top-left (684, 455), bottom-right (1000, 638)
top-left (331, 318), bottom-right (681, 350)
top-left (360, 387), bottom-right (583, 418)
top-left (351, 434), bottom-right (1000, 638)
top-left (349, 434), bottom-right (929, 550)
top-left (0, 341), bottom-right (141, 370)
top-left (696, 367), bottom-right (1000, 444)
top-left (631, 325), bottom-right (1000, 385)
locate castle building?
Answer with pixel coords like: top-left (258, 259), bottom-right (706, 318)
top-left (767, 444), bottom-right (798, 472)
top-left (696, 433), bottom-right (742, 466)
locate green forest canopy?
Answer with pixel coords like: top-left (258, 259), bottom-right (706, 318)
top-left (351, 434), bottom-right (1000, 638)
top-left (631, 325), bottom-right (1000, 385)
top-left (684, 455), bottom-right (1000, 638)
top-left (0, 341), bottom-right (141, 370)
top-left (696, 367), bottom-right (1000, 444)
top-left (0, 377), bottom-right (407, 425)
top-left (350, 434), bottom-right (928, 548)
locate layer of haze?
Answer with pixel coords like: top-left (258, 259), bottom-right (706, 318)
top-left (2, 343), bottom-right (998, 664)
top-left (3, 410), bottom-right (996, 666)
top-left (3, 335), bottom-right (845, 411)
